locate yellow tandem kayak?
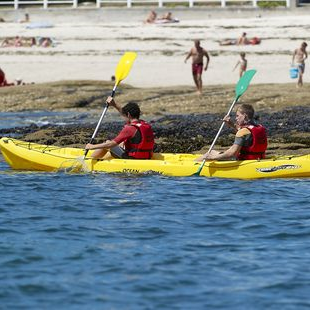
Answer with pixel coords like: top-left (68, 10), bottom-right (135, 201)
top-left (1, 137), bottom-right (310, 179)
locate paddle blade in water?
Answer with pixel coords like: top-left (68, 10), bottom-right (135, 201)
top-left (115, 52), bottom-right (137, 86)
top-left (58, 156), bottom-right (90, 174)
top-left (235, 69), bottom-right (257, 98)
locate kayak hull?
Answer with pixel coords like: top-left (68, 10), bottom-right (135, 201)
top-left (1, 138), bottom-right (310, 179)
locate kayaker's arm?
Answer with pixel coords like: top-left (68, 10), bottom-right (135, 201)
top-left (203, 144), bottom-right (242, 161)
top-left (85, 140), bottom-right (118, 150)
top-left (106, 96), bottom-right (122, 114)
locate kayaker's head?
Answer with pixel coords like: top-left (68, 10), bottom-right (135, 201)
top-left (236, 104), bottom-right (254, 126)
top-left (121, 102), bottom-right (141, 122)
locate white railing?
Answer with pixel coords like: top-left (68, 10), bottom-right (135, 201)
top-left (96, 0), bottom-right (290, 7)
top-left (0, 0), bottom-right (77, 9)
top-left (0, 0), bottom-right (290, 9)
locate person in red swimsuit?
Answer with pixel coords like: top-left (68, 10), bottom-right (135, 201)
top-left (184, 39), bottom-right (210, 95)
top-left (0, 67), bottom-right (14, 87)
top-left (85, 96), bottom-right (155, 160)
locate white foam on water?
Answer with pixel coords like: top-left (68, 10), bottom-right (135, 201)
top-left (58, 156), bottom-right (90, 174)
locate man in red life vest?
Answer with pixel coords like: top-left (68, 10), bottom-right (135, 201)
top-left (85, 96), bottom-right (154, 160)
top-left (196, 104), bottom-right (267, 161)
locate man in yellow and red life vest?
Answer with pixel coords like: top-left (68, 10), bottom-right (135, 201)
top-left (85, 96), bottom-right (154, 160)
top-left (196, 104), bottom-right (267, 161)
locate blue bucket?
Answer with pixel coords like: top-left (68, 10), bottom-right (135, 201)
top-left (290, 67), bottom-right (298, 79)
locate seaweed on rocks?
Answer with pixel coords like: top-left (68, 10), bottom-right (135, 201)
top-left (1, 106), bottom-right (310, 155)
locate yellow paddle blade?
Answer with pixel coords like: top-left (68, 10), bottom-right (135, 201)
top-left (115, 52), bottom-right (137, 86)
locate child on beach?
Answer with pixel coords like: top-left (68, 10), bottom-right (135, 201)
top-left (233, 52), bottom-right (247, 78)
top-left (292, 41), bottom-right (308, 87)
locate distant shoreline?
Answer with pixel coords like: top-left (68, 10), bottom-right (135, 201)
top-left (0, 12), bottom-right (309, 88)
top-left (1, 6), bottom-right (310, 24)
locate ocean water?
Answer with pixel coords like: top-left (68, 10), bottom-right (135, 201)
top-left (1, 112), bottom-right (310, 309)
top-left (0, 111), bottom-right (99, 130)
top-left (1, 156), bottom-right (310, 309)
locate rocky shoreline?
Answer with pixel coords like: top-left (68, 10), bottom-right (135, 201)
top-left (1, 106), bottom-right (309, 156)
top-left (0, 81), bottom-right (310, 156)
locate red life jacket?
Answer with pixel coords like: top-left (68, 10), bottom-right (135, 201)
top-left (238, 124), bottom-right (267, 160)
top-left (125, 120), bottom-right (154, 159)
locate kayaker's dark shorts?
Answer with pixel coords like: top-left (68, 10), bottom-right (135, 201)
top-left (110, 146), bottom-right (133, 159)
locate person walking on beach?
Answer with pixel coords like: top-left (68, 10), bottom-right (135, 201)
top-left (233, 52), bottom-right (247, 78)
top-left (184, 39), bottom-right (210, 95)
top-left (196, 104), bottom-right (267, 161)
top-left (292, 42), bottom-right (308, 87)
top-left (85, 96), bottom-right (155, 160)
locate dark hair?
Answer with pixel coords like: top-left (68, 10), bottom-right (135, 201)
top-left (238, 104), bottom-right (254, 120)
top-left (122, 102), bottom-right (141, 119)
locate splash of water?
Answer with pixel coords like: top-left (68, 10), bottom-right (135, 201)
top-left (58, 156), bottom-right (90, 174)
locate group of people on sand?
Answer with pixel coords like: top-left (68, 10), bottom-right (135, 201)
top-left (0, 13), bottom-right (30, 23)
top-left (220, 32), bottom-right (261, 46)
top-left (184, 39), bottom-right (249, 95)
top-left (85, 96), bottom-right (267, 164)
top-left (184, 39), bottom-right (308, 95)
top-left (144, 10), bottom-right (179, 24)
top-left (1, 36), bottom-right (54, 48)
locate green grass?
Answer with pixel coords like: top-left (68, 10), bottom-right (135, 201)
top-left (257, 0), bottom-right (286, 7)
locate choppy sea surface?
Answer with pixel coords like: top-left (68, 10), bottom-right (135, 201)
top-left (0, 111), bottom-right (97, 129)
top-left (1, 113), bottom-right (310, 309)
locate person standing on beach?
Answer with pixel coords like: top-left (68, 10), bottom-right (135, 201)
top-left (233, 52), bottom-right (247, 78)
top-left (184, 39), bottom-right (210, 95)
top-left (292, 42), bottom-right (308, 87)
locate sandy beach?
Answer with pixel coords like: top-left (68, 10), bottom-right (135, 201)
top-left (1, 8), bottom-right (310, 87)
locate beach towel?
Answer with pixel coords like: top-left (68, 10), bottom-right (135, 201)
top-left (154, 18), bottom-right (179, 24)
top-left (26, 22), bottom-right (54, 29)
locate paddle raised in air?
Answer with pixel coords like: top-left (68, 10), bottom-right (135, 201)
top-left (84, 52), bottom-right (137, 158)
top-left (194, 69), bottom-right (257, 176)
